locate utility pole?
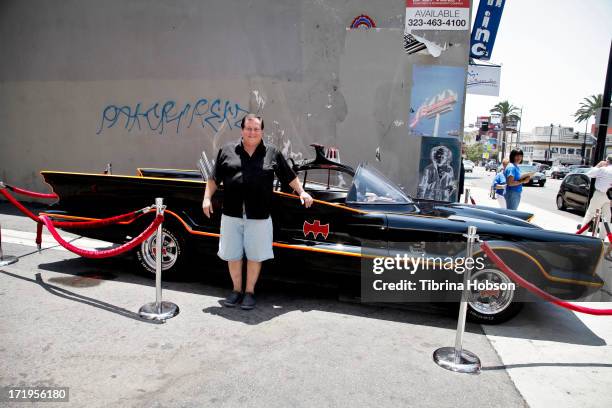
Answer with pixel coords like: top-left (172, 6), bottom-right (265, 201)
top-left (593, 40), bottom-right (612, 163)
top-left (547, 124), bottom-right (554, 164)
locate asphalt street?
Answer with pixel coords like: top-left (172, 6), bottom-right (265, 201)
top-left (1, 175), bottom-right (611, 408)
top-left (465, 166), bottom-right (584, 228)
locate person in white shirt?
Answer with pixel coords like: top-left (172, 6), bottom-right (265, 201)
top-left (581, 156), bottom-right (612, 232)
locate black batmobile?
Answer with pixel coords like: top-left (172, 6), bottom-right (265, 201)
top-left (40, 145), bottom-right (605, 324)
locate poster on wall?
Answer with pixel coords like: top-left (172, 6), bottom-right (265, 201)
top-left (467, 63), bottom-right (501, 96)
top-left (417, 136), bottom-right (461, 202)
top-left (409, 65), bottom-right (464, 138)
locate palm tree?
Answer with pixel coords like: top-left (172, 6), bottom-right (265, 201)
top-left (574, 94), bottom-right (603, 164)
top-left (490, 101), bottom-right (521, 159)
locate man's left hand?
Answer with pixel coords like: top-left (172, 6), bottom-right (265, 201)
top-left (299, 191), bottom-right (313, 208)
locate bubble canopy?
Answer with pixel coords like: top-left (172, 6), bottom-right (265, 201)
top-left (347, 163), bottom-right (412, 204)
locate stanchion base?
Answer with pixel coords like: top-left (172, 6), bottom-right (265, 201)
top-left (138, 301), bottom-right (179, 321)
top-left (0, 255), bottom-right (18, 266)
top-left (433, 347), bottom-right (481, 374)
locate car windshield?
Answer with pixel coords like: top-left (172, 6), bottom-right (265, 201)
top-left (347, 163), bottom-right (411, 204)
top-left (570, 167), bottom-right (592, 174)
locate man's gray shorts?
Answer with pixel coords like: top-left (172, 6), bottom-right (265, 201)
top-left (218, 214), bottom-right (274, 262)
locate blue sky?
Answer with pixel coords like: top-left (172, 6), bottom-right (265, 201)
top-left (465, 0), bottom-right (612, 133)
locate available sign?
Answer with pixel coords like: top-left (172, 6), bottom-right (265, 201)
top-left (405, 0), bottom-right (470, 31)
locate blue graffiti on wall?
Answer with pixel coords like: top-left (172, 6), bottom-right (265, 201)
top-left (96, 99), bottom-right (249, 135)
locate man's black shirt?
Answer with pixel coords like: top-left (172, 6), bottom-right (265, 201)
top-left (212, 140), bottom-right (297, 219)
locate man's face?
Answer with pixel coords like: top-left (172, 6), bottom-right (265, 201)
top-left (241, 117), bottom-right (263, 148)
top-left (433, 148), bottom-right (448, 165)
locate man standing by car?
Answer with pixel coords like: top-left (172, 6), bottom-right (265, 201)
top-left (581, 156), bottom-right (612, 232)
top-left (202, 114), bottom-right (313, 310)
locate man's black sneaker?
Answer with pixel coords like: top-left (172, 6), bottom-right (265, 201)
top-left (241, 292), bottom-right (256, 310)
top-left (223, 291), bottom-right (243, 307)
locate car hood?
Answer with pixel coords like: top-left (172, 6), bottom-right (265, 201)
top-left (353, 200), bottom-right (536, 228)
top-left (423, 201), bottom-right (536, 227)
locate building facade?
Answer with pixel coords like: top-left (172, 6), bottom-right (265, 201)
top-left (518, 125), bottom-right (595, 165)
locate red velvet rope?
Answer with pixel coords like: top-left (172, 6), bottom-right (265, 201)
top-left (2, 188), bottom-right (149, 229)
top-left (6, 184), bottom-right (58, 199)
top-left (39, 214), bottom-right (163, 259)
top-left (51, 210), bottom-right (142, 229)
top-left (576, 221), bottom-right (592, 235)
top-left (470, 197), bottom-right (476, 205)
top-left (602, 222), bottom-right (612, 242)
top-left (0, 189), bottom-right (42, 223)
top-left (481, 241), bottom-right (612, 316)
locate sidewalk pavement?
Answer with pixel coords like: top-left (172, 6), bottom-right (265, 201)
top-left (466, 186), bottom-right (587, 235)
top-left (464, 185), bottom-right (612, 408)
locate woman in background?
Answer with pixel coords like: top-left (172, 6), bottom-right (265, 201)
top-left (504, 149), bottom-right (530, 210)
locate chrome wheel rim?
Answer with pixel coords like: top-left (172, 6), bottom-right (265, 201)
top-left (467, 268), bottom-right (515, 315)
top-left (141, 230), bottom-right (179, 272)
top-left (556, 196), bottom-right (563, 209)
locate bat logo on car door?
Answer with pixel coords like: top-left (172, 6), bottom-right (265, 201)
top-left (303, 220), bottom-right (330, 239)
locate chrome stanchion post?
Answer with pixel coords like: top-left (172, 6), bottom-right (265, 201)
top-left (138, 198), bottom-right (179, 321)
top-left (464, 188), bottom-right (470, 204)
top-left (0, 221), bottom-right (19, 266)
top-left (433, 225), bottom-right (481, 374)
top-left (592, 209), bottom-right (601, 238)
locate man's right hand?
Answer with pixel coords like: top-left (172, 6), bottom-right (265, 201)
top-left (202, 197), bottom-right (213, 218)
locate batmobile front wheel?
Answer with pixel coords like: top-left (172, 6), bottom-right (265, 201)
top-left (466, 268), bottom-right (523, 324)
top-left (135, 227), bottom-right (186, 278)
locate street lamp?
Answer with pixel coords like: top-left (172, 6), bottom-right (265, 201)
top-left (547, 123), bottom-right (553, 164)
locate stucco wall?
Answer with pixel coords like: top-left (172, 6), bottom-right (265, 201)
top-left (0, 0), bottom-right (469, 196)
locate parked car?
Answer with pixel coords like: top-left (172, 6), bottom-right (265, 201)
top-left (536, 164), bottom-right (551, 174)
top-left (485, 160), bottom-right (498, 172)
top-left (39, 145), bottom-right (604, 324)
top-left (548, 165), bottom-right (569, 179)
top-left (517, 164), bottom-right (546, 187)
top-left (556, 172), bottom-right (592, 212)
top-left (463, 160), bottom-right (474, 173)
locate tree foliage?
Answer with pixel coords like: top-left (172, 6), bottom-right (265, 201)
top-left (465, 143), bottom-right (485, 163)
top-left (574, 94), bottom-right (603, 123)
top-left (490, 101), bottom-right (521, 158)
top-left (490, 101), bottom-right (521, 126)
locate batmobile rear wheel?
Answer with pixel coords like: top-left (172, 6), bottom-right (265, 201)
top-left (136, 227), bottom-right (186, 278)
top-left (466, 268), bottom-right (523, 324)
